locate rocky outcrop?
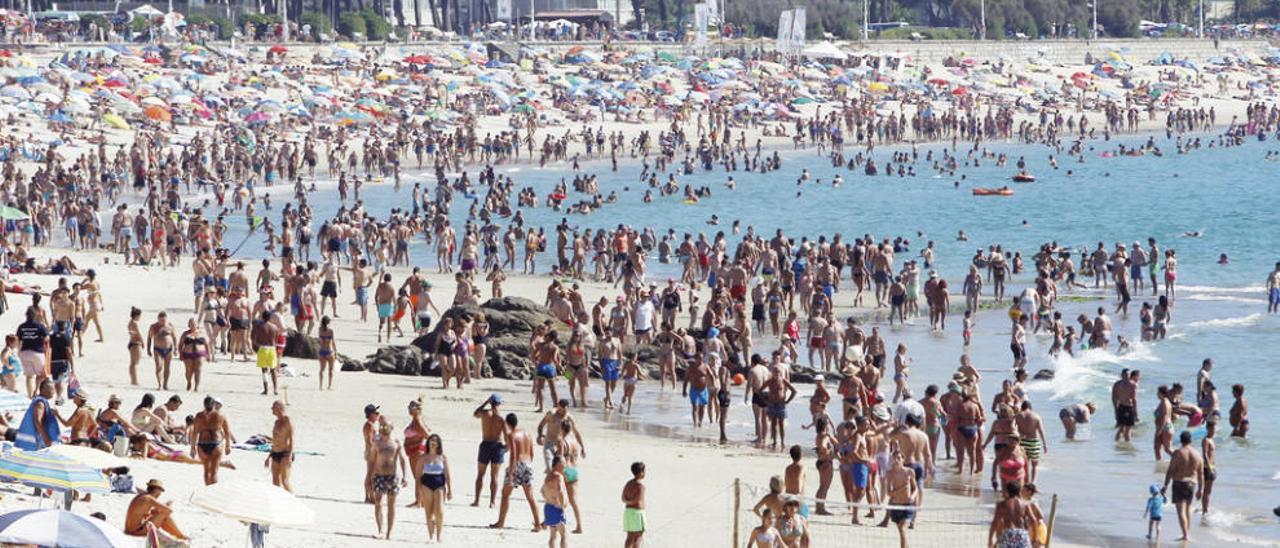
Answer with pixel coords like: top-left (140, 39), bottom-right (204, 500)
top-left (359, 297), bottom-right (570, 380)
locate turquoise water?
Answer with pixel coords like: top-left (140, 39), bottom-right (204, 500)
top-left (220, 132), bottom-right (1280, 544)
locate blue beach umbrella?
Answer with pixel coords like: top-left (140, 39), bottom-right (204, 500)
top-left (0, 449), bottom-right (110, 493)
top-left (0, 509), bottom-right (132, 547)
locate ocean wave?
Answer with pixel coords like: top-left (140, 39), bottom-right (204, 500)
top-left (1182, 294), bottom-right (1268, 304)
top-left (1178, 284), bottom-right (1267, 294)
top-left (1186, 313), bottom-right (1266, 330)
top-left (1024, 344), bottom-right (1160, 401)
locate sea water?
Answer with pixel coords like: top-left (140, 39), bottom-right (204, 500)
top-left (215, 132), bottom-right (1280, 544)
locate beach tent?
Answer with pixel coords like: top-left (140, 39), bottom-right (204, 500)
top-left (802, 42), bottom-right (848, 61)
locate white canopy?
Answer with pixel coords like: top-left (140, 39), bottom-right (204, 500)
top-left (802, 42), bottom-right (848, 61)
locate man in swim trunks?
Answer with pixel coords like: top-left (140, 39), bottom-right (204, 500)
top-left (490, 412), bottom-right (541, 531)
top-left (1111, 369), bottom-right (1139, 442)
top-left (1058, 402), bottom-right (1095, 441)
top-left (190, 396), bottom-right (232, 485)
top-left (370, 420), bottom-right (408, 540)
top-left (374, 273), bottom-right (395, 343)
top-left (251, 310), bottom-right (281, 396)
top-left (537, 399), bottom-right (586, 470)
top-left (884, 450), bottom-right (919, 548)
top-left (268, 400), bottom-right (294, 492)
top-left (473, 394), bottom-right (507, 508)
top-left (764, 364), bottom-right (798, 450)
top-left (1161, 431), bottom-right (1203, 542)
top-left (1014, 401), bottom-right (1048, 482)
top-left (542, 455), bottom-right (569, 547)
top-left (682, 355), bottom-right (716, 428)
top-left (622, 461), bottom-right (647, 548)
top-left (124, 479), bottom-right (188, 541)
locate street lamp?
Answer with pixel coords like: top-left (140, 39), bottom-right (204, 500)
top-left (1090, 0), bottom-right (1097, 40)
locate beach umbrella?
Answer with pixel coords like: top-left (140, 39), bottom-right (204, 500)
top-left (41, 445), bottom-right (127, 469)
top-left (0, 509), bottom-right (132, 548)
top-left (143, 105), bottom-right (171, 122)
top-left (0, 206), bottom-right (30, 221)
top-left (268, 44), bottom-right (287, 55)
top-left (102, 112), bottom-right (128, 129)
top-left (192, 479), bottom-right (312, 545)
top-left (47, 112), bottom-right (73, 124)
top-left (0, 449), bottom-right (110, 493)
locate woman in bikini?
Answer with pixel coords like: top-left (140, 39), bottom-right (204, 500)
top-left (420, 433), bottom-right (451, 542)
top-left (565, 330), bottom-right (589, 409)
top-left (178, 319), bottom-right (209, 392)
top-left (472, 314), bottom-right (489, 381)
top-left (812, 417), bottom-right (838, 516)
top-left (82, 270), bottom-right (105, 343)
top-left (317, 316), bottom-right (337, 390)
top-left (404, 399), bottom-right (430, 508)
top-left (127, 307), bottom-right (143, 386)
top-left (453, 316), bottom-right (473, 388)
top-left (198, 286), bottom-right (227, 362)
top-left (435, 318), bottom-right (457, 389)
top-left (747, 508), bottom-right (784, 547)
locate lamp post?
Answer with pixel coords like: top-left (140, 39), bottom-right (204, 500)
top-left (979, 0), bottom-right (985, 39)
top-left (1091, 0), bottom-right (1097, 40)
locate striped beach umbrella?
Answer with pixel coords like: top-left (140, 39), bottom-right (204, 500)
top-left (0, 449), bottom-right (110, 493)
top-left (0, 509), bottom-right (133, 547)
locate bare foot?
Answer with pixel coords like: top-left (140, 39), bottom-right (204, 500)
top-left (487, 523), bottom-right (503, 529)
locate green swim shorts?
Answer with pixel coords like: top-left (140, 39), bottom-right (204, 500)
top-left (624, 507), bottom-right (646, 533)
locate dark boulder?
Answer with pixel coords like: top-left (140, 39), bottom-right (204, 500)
top-left (1033, 369), bottom-right (1055, 381)
top-left (283, 330), bottom-right (321, 360)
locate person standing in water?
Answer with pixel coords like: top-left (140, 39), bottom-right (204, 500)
top-left (1161, 431), bottom-right (1203, 542)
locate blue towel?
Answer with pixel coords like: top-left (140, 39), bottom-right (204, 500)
top-left (15, 396), bottom-right (60, 451)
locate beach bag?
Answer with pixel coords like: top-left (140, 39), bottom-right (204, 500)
top-left (66, 371), bottom-right (83, 400)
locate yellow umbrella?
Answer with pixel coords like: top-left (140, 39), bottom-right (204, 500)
top-left (867, 82), bottom-right (890, 92)
top-left (102, 112), bottom-right (128, 129)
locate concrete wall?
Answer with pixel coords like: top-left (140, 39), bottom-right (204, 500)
top-left (841, 38), bottom-right (1267, 64)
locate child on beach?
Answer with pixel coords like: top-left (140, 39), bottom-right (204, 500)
top-left (620, 354), bottom-right (641, 414)
top-left (1144, 484), bottom-right (1165, 540)
top-left (0, 335), bottom-right (17, 391)
top-left (962, 310), bottom-right (973, 346)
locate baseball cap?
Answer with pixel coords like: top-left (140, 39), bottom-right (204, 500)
top-left (490, 393), bottom-right (503, 405)
top-left (364, 404), bottom-right (380, 416)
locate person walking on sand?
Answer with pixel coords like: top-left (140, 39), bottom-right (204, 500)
top-left (363, 404), bottom-right (383, 504)
top-left (555, 419), bottom-right (585, 534)
top-left (251, 311), bottom-right (281, 395)
top-left (537, 399), bottom-right (586, 471)
top-left (884, 450), bottom-right (919, 548)
top-left (622, 462), bottom-right (646, 548)
top-left (490, 413), bottom-right (541, 531)
top-left (375, 273), bottom-right (395, 343)
top-left (268, 400), bottom-right (293, 492)
top-left (145, 312), bottom-right (175, 390)
top-left (473, 395), bottom-right (507, 508)
top-left (371, 420), bottom-right (409, 540)
top-left (191, 396), bottom-right (232, 485)
top-left (1161, 431), bottom-right (1203, 542)
top-left (542, 455), bottom-right (570, 548)
top-left (420, 434), bottom-right (452, 543)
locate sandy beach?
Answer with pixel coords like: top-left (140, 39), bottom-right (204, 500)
top-left (0, 249), bottom-right (1043, 547)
